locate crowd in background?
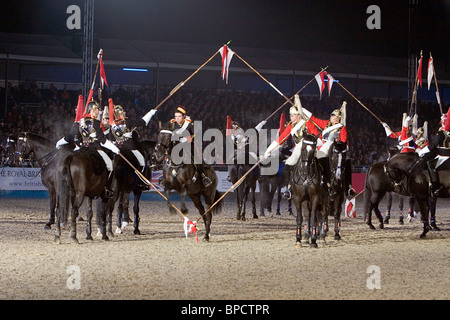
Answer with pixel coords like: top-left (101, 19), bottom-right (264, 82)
top-left (0, 81), bottom-right (443, 168)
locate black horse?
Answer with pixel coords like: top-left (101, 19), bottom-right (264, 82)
top-left (326, 140), bottom-right (349, 240)
top-left (226, 124), bottom-right (260, 221)
top-left (259, 143), bottom-right (294, 217)
top-left (292, 134), bottom-right (327, 247)
top-left (154, 123), bottom-right (223, 241)
top-left (108, 138), bottom-right (155, 235)
top-left (55, 147), bottom-right (111, 244)
top-left (16, 132), bottom-right (77, 229)
top-left (363, 152), bottom-right (432, 238)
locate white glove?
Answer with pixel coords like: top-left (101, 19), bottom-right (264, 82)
top-left (301, 106), bottom-right (312, 119)
top-left (294, 94), bottom-right (302, 108)
top-left (418, 146), bottom-right (430, 157)
top-left (142, 109), bottom-right (157, 125)
top-left (56, 137), bottom-right (68, 149)
top-left (264, 140), bottom-right (279, 158)
top-left (290, 120), bottom-right (306, 136)
top-left (255, 120), bottom-right (266, 132)
top-left (403, 116), bottom-right (411, 128)
top-left (101, 139), bottom-right (120, 154)
top-left (381, 122), bottom-right (394, 137)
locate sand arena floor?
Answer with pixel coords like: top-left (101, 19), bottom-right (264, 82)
top-left (0, 193), bottom-right (449, 301)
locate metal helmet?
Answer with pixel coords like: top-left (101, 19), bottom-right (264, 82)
top-left (85, 100), bottom-right (99, 117)
top-left (113, 105), bottom-right (125, 123)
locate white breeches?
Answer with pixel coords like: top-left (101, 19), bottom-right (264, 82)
top-left (97, 150), bottom-right (113, 172)
top-left (315, 140), bottom-right (332, 159)
top-left (285, 140), bottom-right (317, 166)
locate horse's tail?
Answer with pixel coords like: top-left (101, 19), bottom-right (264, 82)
top-left (56, 155), bottom-right (73, 226)
top-left (210, 189), bottom-right (223, 215)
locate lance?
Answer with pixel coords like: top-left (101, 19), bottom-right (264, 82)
top-left (116, 152), bottom-right (190, 221)
top-left (234, 51), bottom-right (323, 132)
top-left (258, 67), bottom-right (328, 126)
top-left (153, 49), bottom-right (221, 111)
top-left (408, 51), bottom-right (422, 117)
top-left (336, 80), bottom-right (399, 138)
top-left (430, 53), bottom-right (443, 116)
top-left (83, 52), bottom-right (101, 113)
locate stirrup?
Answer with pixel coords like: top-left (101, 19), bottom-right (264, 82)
top-left (202, 175), bottom-right (212, 188)
top-left (283, 189), bottom-right (292, 200)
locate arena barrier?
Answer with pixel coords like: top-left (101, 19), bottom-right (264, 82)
top-left (0, 167), bottom-right (365, 197)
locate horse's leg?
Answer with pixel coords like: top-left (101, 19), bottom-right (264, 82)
top-left (372, 192), bottom-right (385, 229)
top-left (86, 198), bottom-right (93, 240)
top-left (294, 198), bottom-right (303, 246)
top-left (45, 187), bottom-right (56, 230)
top-left (429, 196), bottom-right (439, 230)
top-left (180, 189), bottom-right (189, 214)
top-left (241, 186), bottom-right (250, 221)
top-left (384, 192), bottom-right (393, 224)
top-left (192, 195), bottom-right (209, 241)
top-left (397, 194), bottom-right (404, 225)
top-left (407, 196), bottom-right (416, 223)
top-left (115, 191), bottom-right (124, 233)
top-left (251, 186), bottom-right (258, 219)
top-left (166, 187), bottom-right (176, 214)
top-left (417, 196), bottom-right (430, 238)
top-left (133, 190), bottom-right (142, 235)
top-left (334, 194), bottom-right (343, 240)
top-left (310, 198), bottom-right (319, 248)
top-left (70, 194), bottom-right (84, 244)
top-left (276, 185), bottom-right (282, 215)
top-left (302, 202), bottom-right (311, 246)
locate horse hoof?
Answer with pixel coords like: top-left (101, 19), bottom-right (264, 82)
top-left (134, 229), bottom-right (141, 235)
top-left (102, 235), bottom-right (109, 241)
top-left (202, 237), bottom-right (210, 242)
top-left (260, 213), bottom-right (265, 217)
top-left (115, 227), bottom-right (122, 234)
top-left (309, 242), bottom-right (318, 248)
top-left (54, 236), bottom-right (61, 245)
top-left (379, 223), bottom-right (384, 229)
top-left (71, 237), bottom-right (79, 244)
top-left (86, 235), bottom-right (93, 240)
top-left (253, 214), bottom-right (259, 219)
top-left (295, 241), bottom-right (302, 248)
top-left (430, 223), bottom-right (440, 231)
top-left (384, 218), bottom-right (389, 224)
top-left (77, 216), bottom-right (84, 222)
top-left (367, 223), bottom-right (376, 230)
top-left (334, 234), bottom-right (341, 240)
top-left (44, 224), bottom-right (52, 230)
top-left (317, 239), bottom-right (326, 247)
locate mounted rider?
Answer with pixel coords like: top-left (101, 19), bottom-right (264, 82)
top-left (170, 105), bottom-right (212, 187)
top-left (56, 98), bottom-right (120, 174)
top-left (421, 106), bottom-right (450, 197)
top-left (263, 95), bottom-right (309, 199)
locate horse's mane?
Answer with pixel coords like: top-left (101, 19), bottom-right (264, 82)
top-left (25, 132), bottom-right (51, 144)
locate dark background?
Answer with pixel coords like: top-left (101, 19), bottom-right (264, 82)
top-left (1, 0), bottom-right (449, 59)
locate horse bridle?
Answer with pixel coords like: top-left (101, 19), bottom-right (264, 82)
top-left (294, 139), bottom-right (317, 184)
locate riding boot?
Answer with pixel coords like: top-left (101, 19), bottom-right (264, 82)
top-left (282, 164), bottom-right (294, 200)
top-left (345, 158), bottom-right (356, 199)
top-left (427, 160), bottom-right (442, 197)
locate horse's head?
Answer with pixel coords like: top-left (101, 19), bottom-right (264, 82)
top-left (154, 122), bottom-right (174, 164)
top-left (387, 146), bottom-right (400, 160)
top-left (329, 140), bottom-right (348, 183)
top-left (299, 134), bottom-right (317, 163)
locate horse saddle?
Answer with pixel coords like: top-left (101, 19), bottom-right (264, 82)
top-left (82, 147), bottom-right (107, 175)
